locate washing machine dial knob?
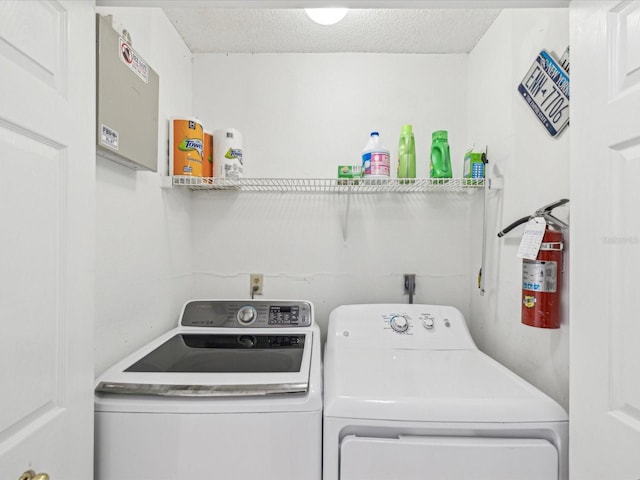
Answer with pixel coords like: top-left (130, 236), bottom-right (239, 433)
top-left (423, 317), bottom-right (435, 329)
top-left (237, 306), bottom-right (257, 325)
top-left (390, 314), bottom-right (409, 333)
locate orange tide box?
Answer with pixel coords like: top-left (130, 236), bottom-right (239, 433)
top-left (170, 118), bottom-right (203, 176)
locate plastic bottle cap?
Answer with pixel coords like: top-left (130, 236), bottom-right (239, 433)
top-left (370, 131), bottom-right (379, 137)
top-left (401, 125), bottom-right (413, 134)
top-left (432, 130), bottom-right (448, 140)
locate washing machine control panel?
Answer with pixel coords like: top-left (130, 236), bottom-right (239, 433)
top-left (181, 300), bottom-right (313, 328)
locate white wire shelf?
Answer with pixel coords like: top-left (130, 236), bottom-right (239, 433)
top-left (171, 176), bottom-right (485, 192)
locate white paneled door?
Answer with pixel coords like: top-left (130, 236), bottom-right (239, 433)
top-left (0, 1), bottom-right (95, 479)
top-left (571, 1), bottom-right (640, 479)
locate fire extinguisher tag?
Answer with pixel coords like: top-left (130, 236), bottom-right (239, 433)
top-left (517, 216), bottom-right (547, 260)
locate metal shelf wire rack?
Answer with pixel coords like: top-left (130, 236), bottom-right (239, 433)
top-left (171, 176), bottom-right (484, 192)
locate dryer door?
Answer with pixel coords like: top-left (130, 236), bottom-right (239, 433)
top-left (340, 435), bottom-right (558, 480)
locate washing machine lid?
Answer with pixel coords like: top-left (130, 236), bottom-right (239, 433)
top-left (125, 333), bottom-right (305, 373)
top-left (324, 348), bottom-right (568, 423)
top-left (96, 327), bottom-right (314, 397)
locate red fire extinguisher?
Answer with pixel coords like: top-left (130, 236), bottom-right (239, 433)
top-left (498, 199), bottom-right (569, 329)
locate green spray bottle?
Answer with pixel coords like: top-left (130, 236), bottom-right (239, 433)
top-left (397, 124), bottom-right (416, 181)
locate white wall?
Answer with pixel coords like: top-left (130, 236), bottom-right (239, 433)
top-left (468, 9), bottom-right (570, 410)
top-left (92, 8), bottom-right (570, 412)
top-left (94, 7), bottom-right (193, 375)
top-left (191, 53), bottom-right (476, 334)
top-left (193, 53), bottom-right (469, 178)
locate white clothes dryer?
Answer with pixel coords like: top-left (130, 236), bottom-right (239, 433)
top-left (323, 304), bottom-right (568, 480)
top-left (95, 300), bottom-right (322, 480)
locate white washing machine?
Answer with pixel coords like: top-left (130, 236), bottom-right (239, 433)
top-left (95, 300), bottom-right (322, 480)
top-left (323, 304), bottom-right (568, 480)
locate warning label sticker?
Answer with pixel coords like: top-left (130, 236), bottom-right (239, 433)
top-left (119, 38), bottom-right (149, 84)
top-left (101, 124), bottom-right (119, 150)
top-left (522, 259), bottom-right (557, 293)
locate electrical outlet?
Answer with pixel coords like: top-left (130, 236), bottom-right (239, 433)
top-left (250, 274), bottom-right (263, 296)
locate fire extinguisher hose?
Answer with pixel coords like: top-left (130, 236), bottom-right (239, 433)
top-left (497, 198), bottom-right (569, 238)
top-left (497, 215), bottom-right (530, 238)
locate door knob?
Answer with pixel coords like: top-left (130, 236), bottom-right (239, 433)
top-left (18, 470), bottom-right (49, 480)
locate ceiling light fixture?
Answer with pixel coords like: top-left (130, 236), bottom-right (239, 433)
top-left (305, 8), bottom-right (348, 26)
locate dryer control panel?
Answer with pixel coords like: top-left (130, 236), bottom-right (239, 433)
top-left (386, 311), bottom-right (444, 334)
top-left (180, 300), bottom-right (313, 328)
top-left (328, 304), bottom-right (476, 351)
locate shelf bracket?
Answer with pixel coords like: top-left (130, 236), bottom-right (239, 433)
top-left (479, 176), bottom-right (503, 295)
top-left (479, 176), bottom-right (489, 296)
top-left (342, 187), bottom-right (352, 241)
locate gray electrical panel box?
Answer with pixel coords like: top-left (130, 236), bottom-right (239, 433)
top-left (96, 14), bottom-right (159, 171)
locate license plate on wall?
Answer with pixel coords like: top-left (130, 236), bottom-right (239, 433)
top-left (518, 50), bottom-right (570, 137)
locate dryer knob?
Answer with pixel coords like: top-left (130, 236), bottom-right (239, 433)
top-left (423, 317), bottom-right (435, 329)
top-left (390, 314), bottom-right (409, 333)
top-left (237, 306), bottom-right (257, 325)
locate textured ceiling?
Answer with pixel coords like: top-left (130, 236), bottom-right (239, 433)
top-left (162, 8), bottom-right (502, 54)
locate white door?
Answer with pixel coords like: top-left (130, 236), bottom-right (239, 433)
top-left (0, 1), bottom-right (95, 479)
top-left (571, 1), bottom-right (640, 479)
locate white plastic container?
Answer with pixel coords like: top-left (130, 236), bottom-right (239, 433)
top-left (361, 131), bottom-right (390, 178)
